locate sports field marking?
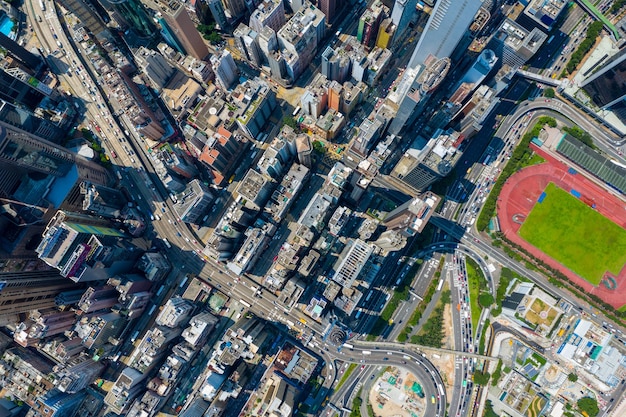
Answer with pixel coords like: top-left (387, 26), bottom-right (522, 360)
top-left (519, 183), bottom-right (626, 285)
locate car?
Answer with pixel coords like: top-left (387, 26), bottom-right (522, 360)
top-left (383, 357), bottom-right (389, 361)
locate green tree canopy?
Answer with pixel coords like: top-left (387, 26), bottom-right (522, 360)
top-left (479, 293), bottom-right (495, 307)
top-left (473, 370), bottom-right (490, 386)
top-left (577, 397), bottom-right (599, 417)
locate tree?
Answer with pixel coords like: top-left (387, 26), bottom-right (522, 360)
top-left (312, 140), bottom-right (326, 154)
top-left (473, 370), bottom-right (490, 386)
top-left (282, 116), bottom-right (298, 130)
top-left (479, 293), bottom-right (494, 307)
top-left (568, 372), bottom-right (578, 382)
top-left (577, 397), bottom-right (599, 417)
top-left (544, 88), bottom-right (555, 98)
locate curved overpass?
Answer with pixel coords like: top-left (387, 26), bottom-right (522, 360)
top-left (330, 343), bottom-right (446, 417)
top-left (500, 97), bottom-right (625, 152)
top-left (420, 241), bottom-right (496, 294)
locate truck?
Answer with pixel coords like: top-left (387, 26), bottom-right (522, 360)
top-left (361, 351), bottom-right (371, 355)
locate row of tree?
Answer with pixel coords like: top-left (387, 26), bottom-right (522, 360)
top-left (564, 21), bottom-right (603, 75)
top-left (476, 117), bottom-right (557, 231)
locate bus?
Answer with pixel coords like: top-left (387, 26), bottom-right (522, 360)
top-left (240, 299), bottom-right (251, 308)
top-left (365, 291), bottom-right (373, 301)
top-left (482, 155), bottom-right (491, 166)
top-left (362, 351), bottom-right (371, 355)
top-left (354, 308), bottom-right (363, 319)
top-left (39, 0), bottom-right (45, 11)
top-left (547, 35), bottom-right (555, 44)
top-left (147, 304), bottom-right (157, 315)
top-left (342, 343), bottom-right (354, 349)
top-left (178, 275), bottom-right (189, 288)
top-left (162, 238), bottom-right (171, 248)
top-left (292, 106), bottom-right (301, 116)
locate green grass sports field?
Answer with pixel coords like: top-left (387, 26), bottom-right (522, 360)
top-left (519, 183), bottom-right (626, 285)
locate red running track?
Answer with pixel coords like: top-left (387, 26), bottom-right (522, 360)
top-left (497, 145), bottom-right (626, 309)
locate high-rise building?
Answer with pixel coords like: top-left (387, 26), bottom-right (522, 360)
top-left (0, 97), bottom-right (67, 144)
top-left (55, 354), bottom-right (105, 393)
top-left (453, 48), bottom-right (497, 93)
top-left (0, 106), bottom-right (111, 180)
top-left (157, 0), bottom-right (210, 60)
top-left (250, 0), bottom-right (285, 33)
top-left (407, 0), bottom-right (483, 69)
top-left (0, 32), bottom-right (43, 70)
top-left (78, 285), bottom-right (119, 313)
top-left (104, 0), bottom-right (158, 39)
top-left (287, 0), bottom-right (304, 12)
top-left (490, 19), bottom-right (547, 69)
top-left (134, 47), bottom-right (176, 90)
top-left (14, 309), bottom-right (77, 347)
top-left (57, 0), bottom-right (108, 36)
top-left (155, 296), bottom-right (194, 327)
top-left (376, 18), bottom-right (395, 49)
top-left (329, 239), bottom-right (373, 288)
top-left (581, 50), bottom-right (626, 123)
top-left (104, 367), bottom-right (147, 415)
top-left (0, 101), bottom-right (113, 259)
top-left (198, 126), bottom-right (244, 184)
top-left (386, 66), bottom-right (421, 135)
top-left (80, 182), bottom-right (127, 218)
top-left (0, 51), bottom-right (49, 110)
top-left (234, 23), bottom-right (264, 67)
top-left (0, 270), bottom-right (79, 325)
top-left (223, 0), bottom-right (247, 19)
top-left (317, 0), bottom-right (336, 22)
top-left (277, 2), bottom-right (326, 81)
top-left (384, 192), bottom-right (439, 237)
top-left (233, 77), bottom-right (278, 139)
top-left (390, 129), bottom-right (463, 191)
top-left (321, 46), bottom-right (351, 83)
top-left (172, 179), bottom-right (215, 224)
top-left (357, 1), bottom-right (384, 48)
top-left (519, 0), bottom-right (568, 32)
top-left (211, 50), bottom-right (239, 90)
top-left (207, 0), bottom-right (230, 30)
top-left (36, 211), bottom-right (143, 282)
top-left (390, 0), bottom-right (417, 41)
